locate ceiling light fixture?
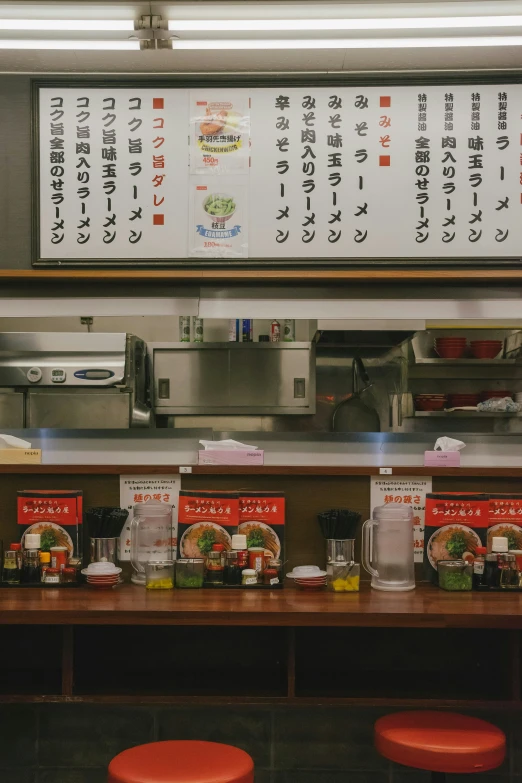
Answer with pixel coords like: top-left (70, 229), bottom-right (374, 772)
top-left (168, 15), bottom-right (522, 32)
top-left (0, 20), bottom-right (134, 31)
top-left (170, 36), bottom-right (522, 50)
top-left (0, 39), bottom-right (140, 50)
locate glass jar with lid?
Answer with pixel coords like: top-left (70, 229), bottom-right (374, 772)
top-left (263, 558), bottom-right (282, 586)
top-left (175, 558), bottom-right (205, 588)
top-left (437, 559), bottom-right (473, 591)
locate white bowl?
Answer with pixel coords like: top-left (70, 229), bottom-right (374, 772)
top-left (287, 568), bottom-right (326, 579)
top-left (82, 564), bottom-right (122, 576)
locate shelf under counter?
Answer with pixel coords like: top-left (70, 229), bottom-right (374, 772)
top-left (1, 583), bottom-right (522, 629)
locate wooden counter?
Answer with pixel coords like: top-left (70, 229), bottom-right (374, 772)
top-left (1, 583), bottom-right (522, 628)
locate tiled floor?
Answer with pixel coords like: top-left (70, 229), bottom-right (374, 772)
top-left (0, 704), bottom-right (516, 783)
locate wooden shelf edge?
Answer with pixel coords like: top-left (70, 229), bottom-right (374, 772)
top-left (0, 694), bottom-right (518, 708)
top-left (1, 268), bottom-right (522, 283)
top-left (0, 464), bottom-right (521, 477)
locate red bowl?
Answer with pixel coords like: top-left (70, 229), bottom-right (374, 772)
top-left (435, 337), bottom-right (468, 342)
top-left (435, 346), bottom-right (467, 359)
top-left (448, 395), bottom-right (480, 407)
top-left (471, 346), bottom-right (502, 359)
top-left (480, 390), bottom-right (512, 401)
top-left (414, 398), bottom-right (448, 411)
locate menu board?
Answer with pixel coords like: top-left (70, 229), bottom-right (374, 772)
top-left (36, 83), bottom-right (522, 263)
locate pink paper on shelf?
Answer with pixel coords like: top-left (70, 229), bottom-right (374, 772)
top-left (198, 450), bottom-right (264, 465)
top-left (424, 450), bottom-right (461, 467)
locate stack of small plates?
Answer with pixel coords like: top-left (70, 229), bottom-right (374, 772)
top-left (286, 565), bottom-right (327, 590)
top-left (81, 562), bottom-right (122, 589)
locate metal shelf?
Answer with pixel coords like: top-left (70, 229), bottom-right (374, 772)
top-left (414, 359), bottom-right (516, 365)
top-left (410, 410), bottom-right (522, 418)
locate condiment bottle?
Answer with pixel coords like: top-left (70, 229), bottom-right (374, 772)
top-left (486, 537), bottom-right (509, 588)
top-left (263, 558), bottom-right (282, 586)
top-left (242, 568), bottom-right (258, 586)
top-left (499, 553), bottom-right (518, 589)
top-left (472, 546), bottom-right (488, 590)
top-left (10, 543), bottom-right (22, 570)
top-left (24, 533), bottom-right (41, 552)
top-left (231, 534), bottom-right (248, 569)
top-left (224, 551), bottom-right (241, 585)
top-left (61, 567), bottom-right (77, 584)
top-left (22, 550), bottom-right (40, 584)
top-left (211, 542), bottom-right (226, 567)
top-left (205, 551), bottom-right (224, 585)
top-left (39, 552), bottom-right (51, 583)
top-left (22, 534), bottom-right (41, 584)
top-left (43, 567), bottom-right (61, 586)
top-left (2, 550), bottom-right (20, 584)
top-left (510, 549), bottom-right (522, 587)
top-left (248, 547), bottom-right (265, 575)
top-left (50, 547), bottom-right (68, 571)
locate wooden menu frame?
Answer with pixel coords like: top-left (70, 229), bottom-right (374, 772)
top-left (31, 72), bottom-right (522, 270)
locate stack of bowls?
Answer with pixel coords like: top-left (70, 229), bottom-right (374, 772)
top-left (414, 394), bottom-right (448, 411)
top-left (81, 562), bottom-right (122, 589)
top-left (447, 393), bottom-right (480, 408)
top-left (470, 340), bottom-right (503, 359)
top-left (286, 565), bottom-right (327, 590)
top-left (434, 336), bottom-right (467, 359)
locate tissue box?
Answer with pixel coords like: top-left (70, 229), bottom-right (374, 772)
top-left (0, 449), bottom-right (41, 464)
top-left (424, 450), bottom-right (461, 468)
top-left (198, 450), bottom-right (264, 466)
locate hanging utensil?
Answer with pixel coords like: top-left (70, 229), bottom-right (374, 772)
top-left (331, 357), bottom-right (381, 432)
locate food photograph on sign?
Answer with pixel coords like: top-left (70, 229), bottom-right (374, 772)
top-left (190, 90), bottom-right (250, 174)
top-left (189, 177), bottom-right (248, 258)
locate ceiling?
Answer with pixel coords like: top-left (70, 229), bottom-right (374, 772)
top-left (0, 0), bottom-right (521, 73)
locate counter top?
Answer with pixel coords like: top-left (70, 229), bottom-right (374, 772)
top-left (1, 584), bottom-right (522, 628)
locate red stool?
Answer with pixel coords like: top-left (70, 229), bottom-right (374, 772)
top-left (375, 712), bottom-right (506, 783)
top-left (108, 740), bottom-right (254, 783)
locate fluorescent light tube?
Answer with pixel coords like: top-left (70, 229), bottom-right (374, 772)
top-left (0, 20), bottom-right (134, 31)
top-left (169, 16), bottom-right (522, 32)
top-left (0, 39), bottom-right (140, 50)
top-left (171, 36), bottom-right (522, 50)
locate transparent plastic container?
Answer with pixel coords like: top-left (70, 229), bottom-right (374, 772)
top-left (327, 562), bottom-right (361, 592)
top-left (175, 558), bottom-right (205, 588)
top-left (145, 560), bottom-right (174, 590)
top-left (437, 559), bottom-right (472, 591)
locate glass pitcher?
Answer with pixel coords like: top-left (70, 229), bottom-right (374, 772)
top-left (130, 500), bottom-right (173, 585)
top-left (362, 503), bottom-right (415, 591)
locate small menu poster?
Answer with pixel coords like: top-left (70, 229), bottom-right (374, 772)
top-left (118, 474), bottom-right (180, 561)
top-left (370, 476), bottom-right (432, 563)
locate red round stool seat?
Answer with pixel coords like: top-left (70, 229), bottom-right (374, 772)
top-left (375, 712), bottom-right (506, 774)
top-left (108, 740), bottom-right (254, 783)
